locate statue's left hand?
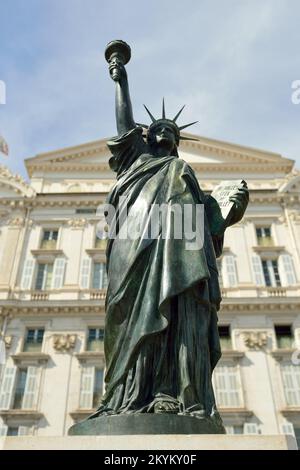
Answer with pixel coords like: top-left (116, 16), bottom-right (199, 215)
top-left (227, 185), bottom-right (249, 226)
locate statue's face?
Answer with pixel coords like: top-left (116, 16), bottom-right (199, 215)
top-left (150, 124), bottom-right (177, 151)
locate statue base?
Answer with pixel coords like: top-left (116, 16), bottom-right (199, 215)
top-left (68, 413), bottom-right (225, 436)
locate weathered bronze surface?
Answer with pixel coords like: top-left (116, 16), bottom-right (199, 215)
top-left (69, 40), bottom-right (249, 436)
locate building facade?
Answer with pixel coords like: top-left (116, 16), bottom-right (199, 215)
top-left (0, 134), bottom-right (300, 444)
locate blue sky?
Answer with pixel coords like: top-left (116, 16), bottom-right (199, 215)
top-left (1, 0), bottom-right (300, 178)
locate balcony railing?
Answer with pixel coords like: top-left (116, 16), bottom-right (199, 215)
top-left (257, 237), bottom-right (274, 247)
top-left (266, 287), bottom-right (287, 297)
top-left (30, 292), bottom-right (49, 301)
top-left (40, 240), bottom-right (57, 250)
top-left (89, 290), bottom-right (106, 300)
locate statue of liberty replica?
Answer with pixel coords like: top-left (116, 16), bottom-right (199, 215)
top-left (70, 40), bottom-right (249, 436)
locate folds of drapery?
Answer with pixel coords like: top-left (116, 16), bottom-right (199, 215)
top-left (102, 140), bottom-right (223, 399)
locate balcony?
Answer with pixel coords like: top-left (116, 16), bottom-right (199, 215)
top-left (221, 285), bottom-right (300, 299)
top-left (0, 409), bottom-right (43, 420)
top-left (11, 352), bottom-right (50, 366)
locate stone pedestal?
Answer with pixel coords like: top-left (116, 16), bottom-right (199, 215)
top-left (68, 414), bottom-right (225, 436)
top-left (0, 434), bottom-right (297, 450)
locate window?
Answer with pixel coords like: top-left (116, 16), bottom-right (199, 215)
top-left (0, 425), bottom-right (33, 437)
top-left (23, 329), bottom-right (44, 352)
top-left (222, 255), bottom-right (238, 287)
top-left (275, 325), bottom-right (293, 349)
top-left (35, 263), bottom-right (53, 290)
top-left (279, 255), bottom-right (297, 286)
top-left (213, 364), bottom-right (243, 407)
top-left (281, 422), bottom-right (295, 436)
top-left (281, 364), bottom-right (300, 406)
top-left (7, 427), bottom-right (18, 436)
top-left (13, 369), bottom-right (27, 409)
top-left (0, 366), bottom-right (41, 411)
top-left (92, 263), bottom-right (108, 289)
top-left (256, 227), bottom-right (273, 246)
top-left (218, 326), bottom-right (232, 350)
top-left (243, 423), bottom-right (259, 435)
top-left (40, 230), bottom-right (58, 249)
top-left (79, 366), bottom-right (104, 409)
top-left (93, 369), bottom-right (104, 408)
top-left (225, 425), bottom-right (243, 435)
top-left (21, 259), bottom-right (35, 290)
top-left (87, 328), bottom-right (104, 351)
top-left (80, 258), bottom-right (91, 289)
top-left (262, 259), bottom-right (281, 287)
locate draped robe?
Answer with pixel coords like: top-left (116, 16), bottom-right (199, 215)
top-left (92, 127), bottom-right (225, 423)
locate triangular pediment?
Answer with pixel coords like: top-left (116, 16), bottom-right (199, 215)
top-left (25, 132), bottom-right (294, 177)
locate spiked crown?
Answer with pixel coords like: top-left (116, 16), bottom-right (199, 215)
top-left (138, 99), bottom-right (199, 143)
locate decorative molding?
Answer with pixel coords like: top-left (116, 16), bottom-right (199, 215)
top-left (11, 352), bottom-right (50, 365)
top-left (31, 249), bottom-right (64, 258)
top-left (288, 210), bottom-right (300, 222)
top-left (218, 408), bottom-right (253, 419)
top-left (271, 348), bottom-right (297, 361)
top-left (7, 217), bottom-right (25, 227)
top-left (0, 300), bottom-right (300, 318)
top-left (0, 410), bottom-right (43, 420)
top-left (243, 331), bottom-right (269, 350)
top-left (75, 351), bottom-right (105, 365)
top-left (53, 334), bottom-right (77, 352)
top-left (4, 335), bottom-right (13, 349)
top-left (67, 218), bottom-right (88, 229)
top-left (220, 350), bottom-right (245, 359)
top-left (252, 245), bottom-right (285, 254)
top-left (0, 165), bottom-right (36, 198)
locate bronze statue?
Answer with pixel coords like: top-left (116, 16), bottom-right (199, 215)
top-left (69, 40), bottom-right (249, 435)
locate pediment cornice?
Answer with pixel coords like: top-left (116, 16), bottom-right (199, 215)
top-left (25, 133), bottom-right (295, 177)
top-left (0, 165), bottom-right (35, 198)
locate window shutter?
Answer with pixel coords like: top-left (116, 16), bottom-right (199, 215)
top-left (80, 258), bottom-right (91, 289)
top-left (213, 365), bottom-right (242, 407)
top-left (22, 366), bottom-right (40, 410)
top-left (281, 422), bottom-right (295, 436)
top-left (222, 256), bottom-right (237, 287)
top-left (0, 424), bottom-right (8, 437)
top-left (79, 366), bottom-right (95, 409)
top-left (225, 426), bottom-right (234, 435)
top-left (243, 423), bottom-right (259, 435)
top-left (93, 263), bottom-right (108, 289)
top-left (0, 367), bottom-right (16, 410)
top-left (52, 258), bottom-right (66, 289)
top-left (281, 364), bottom-right (300, 406)
top-left (279, 255), bottom-right (297, 286)
top-left (21, 259), bottom-right (35, 290)
top-left (0, 338), bottom-right (6, 365)
top-left (18, 426), bottom-right (33, 436)
top-left (251, 255), bottom-right (265, 286)
top-left (98, 263), bottom-right (106, 289)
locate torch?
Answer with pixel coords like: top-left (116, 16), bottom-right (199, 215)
top-left (105, 40), bottom-right (131, 81)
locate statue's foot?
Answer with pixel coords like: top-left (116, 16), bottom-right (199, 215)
top-left (154, 400), bottom-right (180, 414)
